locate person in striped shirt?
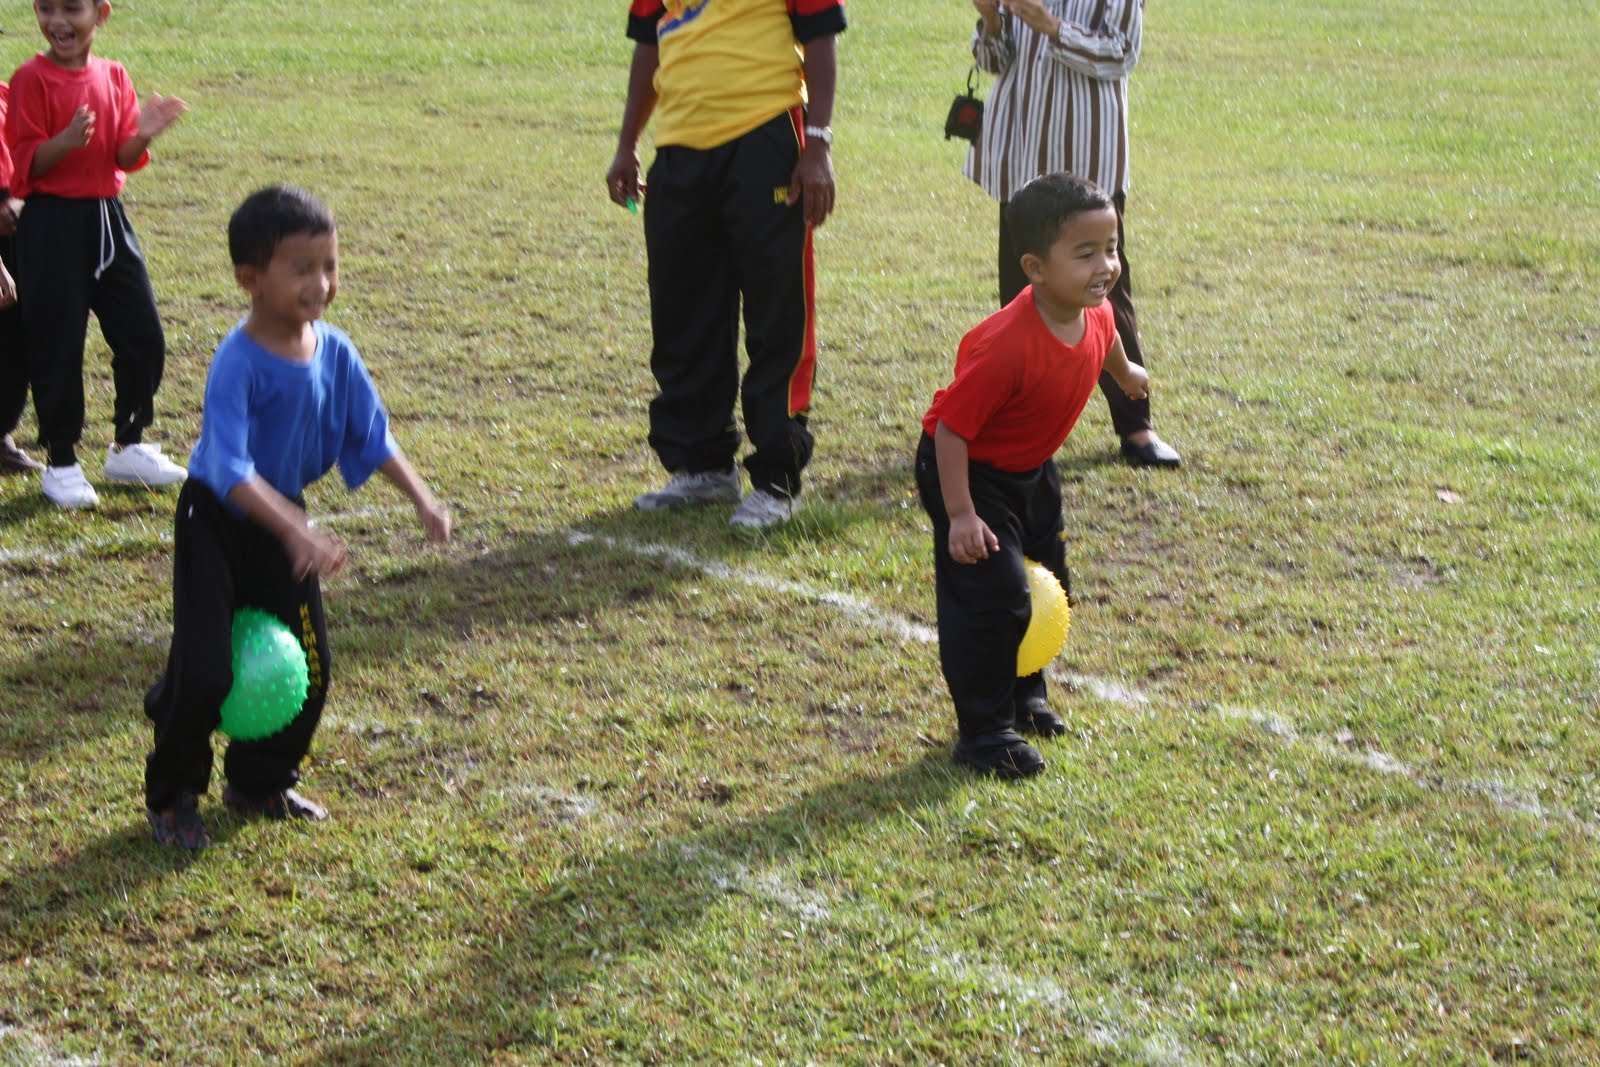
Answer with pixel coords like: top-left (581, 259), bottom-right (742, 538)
top-left (965, 0), bottom-right (1182, 469)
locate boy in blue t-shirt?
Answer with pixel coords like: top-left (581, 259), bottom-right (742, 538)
top-left (142, 185), bottom-right (451, 849)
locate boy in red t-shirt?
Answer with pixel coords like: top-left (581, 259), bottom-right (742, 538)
top-left (1, 78), bottom-right (44, 473)
top-left (917, 173), bottom-right (1150, 779)
top-left (4, 0), bottom-right (187, 508)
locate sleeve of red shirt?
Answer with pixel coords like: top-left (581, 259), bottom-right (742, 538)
top-left (112, 64), bottom-right (149, 174)
top-left (927, 332), bottom-right (1019, 444)
top-left (789, 0), bottom-right (846, 41)
top-left (627, 0), bottom-right (664, 44)
top-left (0, 85), bottom-right (12, 191)
top-left (4, 66), bottom-right (51, 197)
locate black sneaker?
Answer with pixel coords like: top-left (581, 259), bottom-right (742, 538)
top-left (147, 793), bottom-right (211, 850)
top-left (953, 729), bottom-right (1045, 780)
top-left (223, 785), bottom-right (329, 822)
top-left (1014, 699), bottom-right (1068, 738)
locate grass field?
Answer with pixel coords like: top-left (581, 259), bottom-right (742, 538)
top-left (2, 0), bottom-right (1598, 1063)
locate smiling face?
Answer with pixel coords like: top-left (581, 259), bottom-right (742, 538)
top-left (1022, 205), bottom-right (1122, 318)
top-left (34, 0), bottom-right (109, 69)
top-left (239, 229), bottom-right (340, 337)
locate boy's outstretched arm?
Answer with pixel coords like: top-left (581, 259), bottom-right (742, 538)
top-left (934, 421), bottom-right (1000, 565)
top-left (378, 453), bottom-right (452, 543)
top-left (229, 476), bottom-right (348, 581)
top-left (1103, 333), bottom-right (1149, 400)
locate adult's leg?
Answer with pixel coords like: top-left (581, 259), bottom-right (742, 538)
top-left (1098, 192), bottom-right (1152, 438)
top-left (731, 110), bottom-right (815, 498)
top-left (642, 144), bottom-right (742, 474)
top-left (997, 202), bottom-right (1028, 308)
top-left (15, 197), bottom-right (94, 466)
top-left (89, 200), bottom-right (166, 448)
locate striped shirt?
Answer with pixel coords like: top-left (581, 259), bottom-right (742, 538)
top-left (962, 0), bottom-right (1142, 203)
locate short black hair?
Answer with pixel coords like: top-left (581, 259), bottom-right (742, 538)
top-left (1003, 173), bottom-right (1115, 260)
top-left (228, 185), bottom-right (336, 268)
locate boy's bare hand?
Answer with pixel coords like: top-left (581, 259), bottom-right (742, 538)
top-left (138, 94), bottom-right (188, 139)
top-left (948, 512), bottom-right (1000, 565)
top-left (287, 525), bottom-right (348, 582)
top-left (417, 501), bottom-right (452, 544)
top-left (1116, 362), bottom-right (1150, 400)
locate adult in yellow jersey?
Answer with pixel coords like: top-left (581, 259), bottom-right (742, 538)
top-left (607, 0), bottom-right (846, 529)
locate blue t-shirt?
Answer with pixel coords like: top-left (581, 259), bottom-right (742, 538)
top-left (188, 320), bottom-right (398, 511)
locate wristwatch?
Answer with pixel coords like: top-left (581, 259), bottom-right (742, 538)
top-left (804, 124), bottom-right (833, 147)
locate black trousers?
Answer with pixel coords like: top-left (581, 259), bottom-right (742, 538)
top-left (0, 234), bottom-right (24, 437)
top-left (643, 109), bottom-right (816, 498)
top-left (14, 195), bottom-right (166, 466)
top-left (999, 192), bottom-right (1151, 438)
top-left (143, 480), bottom-right (331, 811)
top-left (915, 433), bottom-right (1072, 737)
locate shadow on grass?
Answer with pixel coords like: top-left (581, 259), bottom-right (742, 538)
top-left (0, 820), bottom-right (242, 959)
top-left (306, 752), bottom-right (961, 1065)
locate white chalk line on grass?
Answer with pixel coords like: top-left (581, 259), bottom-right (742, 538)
top-left (0, 1024), bottom-right (101, 1067)
top-left (567, 529), bottom-right (1597, 839)
top-left (680, 842), bottom-right (1201, 1064)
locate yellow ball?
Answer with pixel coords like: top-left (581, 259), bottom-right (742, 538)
top-left (1016, 561), bottom-right (1071, 677)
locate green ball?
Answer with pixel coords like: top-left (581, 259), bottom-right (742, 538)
top-left (219, 607), bottom-right (309, 741)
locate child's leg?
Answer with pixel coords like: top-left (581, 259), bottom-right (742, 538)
top-left (144, 481), bottom-right (239, 811)
top-left (915, 434), bottom-right (1031, 736)
top-left (15, 197), bottom-right (95, 467)
top-left (87, 200), bottom-right (165, 448)
top-left (221, 540), bottom-right (330, 799)
top-left (0, 237), bottom-right (29, 437)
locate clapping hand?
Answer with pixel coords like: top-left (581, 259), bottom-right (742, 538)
top-left (137, 93), bottom-right (188, 140)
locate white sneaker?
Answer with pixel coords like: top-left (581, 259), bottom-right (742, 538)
top-left (41, 464), bottom-right (100, 509)
top-left (634, 468), bottom-right (740, 511)
top-left (104, 443), bottom-right (187, 487)
top-left (729, 488), bottom-right (801, 529)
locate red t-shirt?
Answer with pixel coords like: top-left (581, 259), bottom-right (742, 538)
top-left (4, 54), bottom-right (148, 200)
top-left (0, 84), bottom-right (12, 191)
top-left (923, 289), bottom-right (1115, 472)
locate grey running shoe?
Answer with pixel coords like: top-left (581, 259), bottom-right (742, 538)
top-left (729, 488), bottom-right (801, 529)
top-left (634, 469), bottom-right (740, 511)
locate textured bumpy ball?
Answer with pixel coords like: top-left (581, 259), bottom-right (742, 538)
top-left (219, 607), bottom-right (309, 741)
top-left (1016, 561), bottom-right (1071, 677)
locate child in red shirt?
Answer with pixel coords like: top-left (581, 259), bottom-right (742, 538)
top-left (916, 173), bottom-right (1150, 779)
top-left (4, 0), bottom-right (187, 508)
